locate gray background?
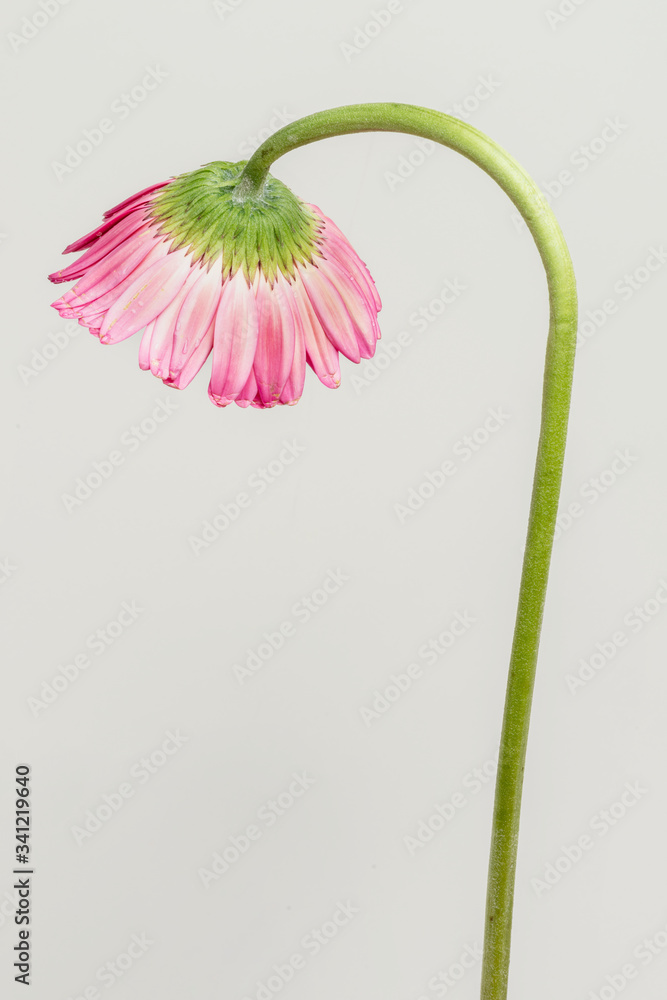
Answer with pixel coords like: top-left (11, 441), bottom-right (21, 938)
top-left (2, 0), bottom-right (666, 997)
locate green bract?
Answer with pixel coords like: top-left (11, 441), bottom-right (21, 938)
top-left (149, 161), bottom-right (321, 283)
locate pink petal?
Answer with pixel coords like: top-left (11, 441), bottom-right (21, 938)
top-left (166, 318), bottom-right (215, 389)
top-left (143, 269), bottom-right (202, 379)
top-left (138, 321), bottom-right (155, 371)
top-left (63, 213), bottom-right (134, 255)
top-left (252, 276), bottom-right (296, 406)
top-left (50, 297), bottom-right (78, 319)
top-left (300, 266), bottom-right (361, 363)
top-left (309, 205), bottom-right (382, 312)
top-left (279, 285), bottom-right (307, 405)
top-left (60, 181), bottom-right (167, 255)
top-left (60, 240), bottom-right (169, 331)
top-left (290, 275), bottom-right (340, 390)
top-left (50, 211), bottom-right (151, 283)
top-left (166, 267), bottom-right (223, 382)
top-left (63, 199), bottom-right (155, 255)
top-left (316, 256), bottom-right (380, 359)
top-left (66, 231), bottom-right (164, 301)
top-left (324, 233), bottom-right (382, 313)
top-left (102, 181), bottom-right (170, 221)
top-left (99, 251), bottom-right (193, 345)
top-left (208, 271), bottom-right (259, 405)
top-left (234, 369), bottom-right (259, 408)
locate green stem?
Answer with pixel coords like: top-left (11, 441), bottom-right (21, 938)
top-left (239, 103), bottom-right (577, 999)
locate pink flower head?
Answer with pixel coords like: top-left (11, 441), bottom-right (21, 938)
top-left (49, 162), bottom-right (382, 408)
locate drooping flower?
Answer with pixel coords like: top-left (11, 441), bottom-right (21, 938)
top-left (49, 162), bottom-right (381, 408)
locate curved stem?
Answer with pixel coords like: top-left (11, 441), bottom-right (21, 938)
top-left (240, 104), bottom-right (577, 999)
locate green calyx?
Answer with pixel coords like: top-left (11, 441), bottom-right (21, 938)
top-left (148, 160), bottom-right (321, 283)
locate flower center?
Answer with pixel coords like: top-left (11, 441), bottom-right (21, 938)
top-left (149, 161), bottom-right (321, 283)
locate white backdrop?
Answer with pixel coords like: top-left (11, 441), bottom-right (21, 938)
top-left (2, 1), bottom-right (667, 998)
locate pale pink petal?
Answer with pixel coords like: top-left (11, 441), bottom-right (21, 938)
top-left (325, 233), bottom-right (382, 313)
top-left (253, 276), bottom-right (296, 406)
top-left (143, 269), bottom-right (202, 379)
top-left (66, 231), bottom-right (164, 302)
top-left (166, 267), bottom-right (223, 383)
top-left (99, 252), bottom-right (193, 345)
top-left (138, 321), bottom-right (156, 370)
top-left (301, 266), bottom-right (361, 363)
top-left (60, 240), bottom-right (169, 332)
top-left (234, 369), bottom-right (259, 408)
top-left (166, 318), bottom-right (215, 389)
top-left (279, 286), bottom-right (307, 405)
top-left (61, 238), bottom-right (165, 314)
top-left (309, 205), bottom-right (382, 312)
top-left (316, 255), bottom-right (380, 359)
top-left (290, 274), bottom-right (341, 389)
top-left (208, 271), bottom-right (259, 405)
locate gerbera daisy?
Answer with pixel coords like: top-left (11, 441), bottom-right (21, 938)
top-left (49, 162), bottom-right (381, 408)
